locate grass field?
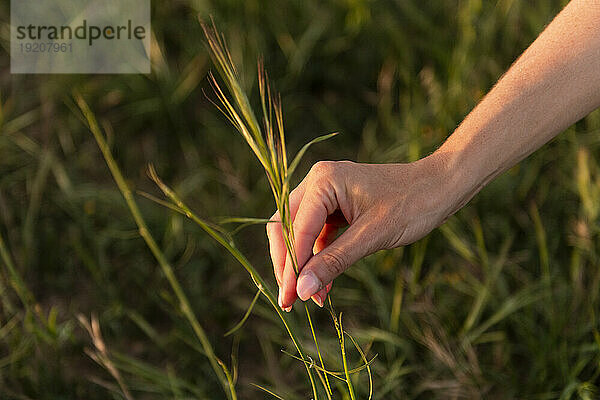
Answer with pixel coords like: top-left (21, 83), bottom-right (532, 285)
top-left (1, 0), bottom-right (600, 398)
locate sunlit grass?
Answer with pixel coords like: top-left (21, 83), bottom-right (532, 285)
top-left (2, 1), bottom-right (600, 398)
top-left (76, 92), bottom-right (237, 400)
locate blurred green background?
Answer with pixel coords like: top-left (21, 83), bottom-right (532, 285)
top-left (1, 0), bottom-right (600, 398)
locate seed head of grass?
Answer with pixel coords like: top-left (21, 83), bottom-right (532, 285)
top-left (200, 19), bottom-right (345, 399)
top-left (200, 18), bottom-right (337, 276)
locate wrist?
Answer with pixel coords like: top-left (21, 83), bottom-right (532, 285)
top-left (420, 146), bottom-right (487, 219)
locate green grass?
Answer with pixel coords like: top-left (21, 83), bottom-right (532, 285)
top-left (1, 0), bottom-right (600, 398)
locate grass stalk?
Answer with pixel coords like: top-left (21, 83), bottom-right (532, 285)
top-left (338, 313), bottom-right (356, 400)
top-left (78, 314), bottom-right (134, 400)
top-left (75, 93), bottom-right (237, 400)
top-left (345, 331), bottom-right (373, 400)
top-left (146, 166), bottom-right (320, 398)
top-left (200, 19), bottom-right (339, 399)
top-left (224, 289), bottom-right (261, 337)
top-left (250, 383), bottom-right (286, 400)
top-left (328, 298), bottom-right (356, 400)
top-left (0, 232), bottom-right (34, 311)
top-left (304, 302), bottom-right (332, 395)
top-left (281, 349), bottom-right (378, 380)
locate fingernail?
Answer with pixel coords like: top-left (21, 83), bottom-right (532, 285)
top-left (278, 288), bottom-right (284, 309)
top-left (284, 305), bottom-right (292, 313)
top-left (311, 294), bottom-right (324, 308)
top-left (297, 271), bottom-right (321, 301)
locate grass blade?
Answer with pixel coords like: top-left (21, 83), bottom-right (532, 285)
top-left (338, 313), bottom-right (356, 400)
top-left (146, 165), bottom-right (320, 398)
top-left (345, 331), bottom-right (374, 400)
top-left (250, 383), bottom-right (286, 400)
top-left (224, 289), bottom-right (261, 337)
top-left (75, 92), bottom-right (237, 400)
top-left (285, 132), bottom-right (339, 186)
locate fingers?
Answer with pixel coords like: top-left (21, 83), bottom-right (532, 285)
top-left (313, 211), bottom-right (347, 255)
top-left (267, 213), bottom-right (286, 287)
top-left (311, 282), bottom-right (332, 308)
top-left (280, 180), bottom-right (338, 308)
top-left (296, 220), bottom-right (375, 301)
top-left (283, 212), bottom-right (343, 309)
top-left (310, 213), bottom-right (345, 307)
top-left (280, 253), bottom-right (298, 311)
top-left (266, 181), bottom-right (306, 288)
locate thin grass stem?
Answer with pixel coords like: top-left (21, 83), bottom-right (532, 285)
top-left (338, 313), bottom-right (356, 400)
top-left (146, 165), bottom-right (320, 398)
top-left (345, 330), bottom-right (374, 400)
top-left (281, 349), bottom-right (378, 379)
top-left (0, 232), bottom-right (34, 311)
top-left (224, 289), bottom-right (261, 337)
top-left (250, 383), bottom-right (286, 400)
top-left (75, 93), bottom-right (237, 400)
top-left (305, 302), bottom-right (332, 395)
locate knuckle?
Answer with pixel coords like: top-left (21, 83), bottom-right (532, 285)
top-left (338, 160), bottom-right (355, 167)
top-left (309, 160), bottom-right (354, 182)
top-left (310, 161), bottom-right (335, 177)
top-left (320, 249), bottom-right (348, 277)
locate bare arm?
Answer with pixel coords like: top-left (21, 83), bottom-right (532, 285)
top-left (436, 0), bottom-right (600, 215)
top-left (267, 0), bottom-right (600, 310)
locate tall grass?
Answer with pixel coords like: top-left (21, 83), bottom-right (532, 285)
top-left (201, 19), bottom-right (331, 399)
top-left (199, 19), bottom-right (376, 399)
top-left (76, 93), bottom-right (237, 400)
top-left (75, 20), bottom-right (374, 399)
top-left (3, 1), bottom-right (600, 398)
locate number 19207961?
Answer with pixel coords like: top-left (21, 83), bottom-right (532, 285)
top-left (20, 42), bottom-right (73, 53)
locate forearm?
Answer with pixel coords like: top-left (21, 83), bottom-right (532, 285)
top-left (432, 0), bottom-right (600, 214)
top-left (273, 1), bottom-right (600, 304)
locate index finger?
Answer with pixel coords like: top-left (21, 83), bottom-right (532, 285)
top-left (280, 180), bottom-right (338, 307)
top-left (266, 180), bottom-right (307, 286)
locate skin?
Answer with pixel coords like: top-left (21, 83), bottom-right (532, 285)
top-left (266, 0), bottom-right (600, 310)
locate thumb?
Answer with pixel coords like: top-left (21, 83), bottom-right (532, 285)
top-left (296, 220), bottom-right (376, 301)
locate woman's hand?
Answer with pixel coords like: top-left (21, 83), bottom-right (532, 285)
top-left (267, 0), bottom-right (600, 311)
top-left (266, 155), bottom-right (463, 310)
